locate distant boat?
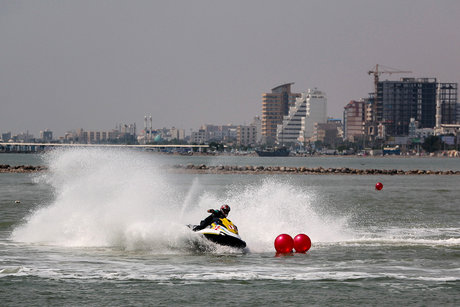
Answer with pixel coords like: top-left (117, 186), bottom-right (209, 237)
top-left (255, 147), bottom-right (290, 157)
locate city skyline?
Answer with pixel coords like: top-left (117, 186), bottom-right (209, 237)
top-left (1, 1), bottom-right (459, 136)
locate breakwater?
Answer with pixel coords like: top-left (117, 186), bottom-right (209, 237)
top-left (170, 164), bottom-right (460, 175)
top-left (0, 164), bottom-right (46, 173)
top-left (1, 163), bottom-right (460, 175)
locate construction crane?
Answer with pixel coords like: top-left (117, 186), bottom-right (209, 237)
top-left (368, 64), bottom-right (412, 92)
top-left (368, 64), bottom-right (412, 123)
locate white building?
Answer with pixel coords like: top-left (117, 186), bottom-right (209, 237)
top-left (237, 117), bottom-right (261, 147)
top-left (252, 116), bottom-right (262, 144)
top-left (169, 127), bottom-right (185, 140)
top-left (237, 125), bottom-right (257, 146)
top-left (192, 124), bottom-right (238, 143)
top-left (276, 94), bottom-right (306, 145)
top-left (277, 88), bottom-right (327, 145)
top-left (301, 88), bottom-right (327, 142)
top-left (191, 129), bottom-right (207, 144)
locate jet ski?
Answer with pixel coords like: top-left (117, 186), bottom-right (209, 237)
top-left (189, 217), bottom-right (247, 249)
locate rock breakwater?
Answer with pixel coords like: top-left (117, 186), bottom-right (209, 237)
top-left (170, 164), bottom-right (460, 175)
top-left (1, 163), bottom-right (459, 175)
top-left (0, 164), bottom-right (47, 173)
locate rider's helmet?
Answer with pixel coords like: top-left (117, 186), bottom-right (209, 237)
top-left (220, 204), bottom-right (230, 217)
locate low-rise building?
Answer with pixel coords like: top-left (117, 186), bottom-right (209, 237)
top-left (237, 125), bottom-right (257, 146)
top-left (190, 124), bottom-right (238, 144)
top-left (191, 129), bottom-right (207, 144)
top-left (312, 121), bottom-right (342, 146)
top-left (170, 127), bottom-right (185, 141)
top-left (1, 132), bottom-right (12, 142)
top-left (39, 129), bottom-right (53, 142)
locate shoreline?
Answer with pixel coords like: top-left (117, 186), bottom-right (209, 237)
top-left (2, 164), bottom-right (459, 175)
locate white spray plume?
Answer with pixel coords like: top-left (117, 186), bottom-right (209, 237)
top-left (12, 148), bottom-right (353, 253)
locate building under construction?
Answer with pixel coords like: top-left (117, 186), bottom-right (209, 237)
top-left (365, 70), bottom-right (458, 138)
top-left (363, 65), bottom-right (458, 139)
top-left (438, 83), bottom-right (458, 125)
top-left (378, 78), bottom-right (438, 136)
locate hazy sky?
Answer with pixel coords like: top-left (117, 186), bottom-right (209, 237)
top-left (1, 0), bottom-right (459, 137)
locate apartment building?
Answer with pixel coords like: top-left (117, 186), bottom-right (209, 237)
top-left (343, 100), bottom-right (366, 142)
top-left (262, 83), bottom-right (301, 144)
top-left (237, 125), bottom-right (257, 146)
top-left (276, 88), bottom-right (327, 145)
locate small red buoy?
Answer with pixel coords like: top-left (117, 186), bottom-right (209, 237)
top-left (293, 234), bottom-right (311, 253)
top-left (375, 182), bottom-right (383, 190)
top-left (274, 234), bottom-right (294, 253)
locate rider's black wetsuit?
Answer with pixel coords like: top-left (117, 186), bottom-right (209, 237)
top-left (193, 210), bottom-right (226, 231)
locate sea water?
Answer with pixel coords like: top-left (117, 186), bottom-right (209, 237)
top-left (0, 149), bottom-right (459, 306)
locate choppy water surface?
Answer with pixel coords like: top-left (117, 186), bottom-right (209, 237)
top-left (1, 149), bottom-right (459, 306)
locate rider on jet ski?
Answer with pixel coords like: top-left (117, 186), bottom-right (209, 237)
top-left (193, 204), bottom-right (230, 231)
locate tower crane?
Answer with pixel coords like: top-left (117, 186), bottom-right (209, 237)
top-left (368, 64), bottom-right (412, 92)
top-left (367, 64), bottom-right (412, 123)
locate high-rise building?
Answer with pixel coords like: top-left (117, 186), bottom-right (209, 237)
top-left (343, 100), bottom-right (366, 142)
top-left (299, 89), bottom-right (327, 143)
top-left (437, 83), bottom-right (458, 125)
top-left (372, 78), bottom-right (458, 137)
top-left (377, 78), bottom-right (437, 136)
top-left (458, 103), bottom-right (460, 124)
top-left (262, 83), bottom-right (301, 144)
top-left (276, 88), bottom-right (327, 145)
top-left (276, 93), bottom-right (307, 145)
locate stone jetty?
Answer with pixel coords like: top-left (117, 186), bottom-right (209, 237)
top-left (1, 163), bottom-right (459, 175)
top-left (0, 164), bottom-right (47, 173)
top-left (169, 164), bottom-right (460, 175)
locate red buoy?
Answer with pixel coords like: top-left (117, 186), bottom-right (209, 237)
top-left (274, 234), bottom-right (294, 253)
top-left (375, 182), bottom-right (383, 190)
top-left (293, 234), bottom-right (311, 253)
